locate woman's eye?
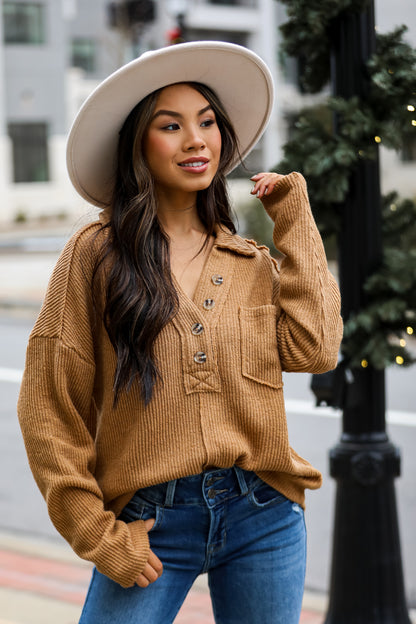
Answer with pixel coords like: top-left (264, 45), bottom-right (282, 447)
top-left (201, 119), bottom-right (216, 128)
top-left (163, 123), bottom-right (180, 131)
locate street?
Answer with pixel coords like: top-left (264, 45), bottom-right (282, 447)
top-left (1, 313), bottom-right (415, 607)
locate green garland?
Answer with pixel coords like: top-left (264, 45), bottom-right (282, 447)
top-left (279, 0), bottom-right (370, 93)
top-left (276, 3), bottom-right (416, 369)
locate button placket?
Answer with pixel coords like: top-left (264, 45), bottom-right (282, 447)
top-left (170, 250), bottom-right (235, 393)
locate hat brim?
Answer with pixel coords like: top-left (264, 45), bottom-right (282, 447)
top-left (66, 41), bottom-right (274, 208)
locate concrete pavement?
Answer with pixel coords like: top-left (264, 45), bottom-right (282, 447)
top-left (0, 530), bottom-right (326, 623)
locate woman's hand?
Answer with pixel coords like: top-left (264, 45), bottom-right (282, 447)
top-left (250, 172), bottom-right (285, 199)
top-left (136, 518), bottom-right (164, 588)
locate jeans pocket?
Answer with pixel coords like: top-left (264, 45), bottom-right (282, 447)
top-left (248, 480), bottom-right (287, 508)
top-left (119, 494), bottom-right (163, 532)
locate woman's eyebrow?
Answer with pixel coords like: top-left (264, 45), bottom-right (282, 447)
top-left (151, 104), bottom-right (212, 121)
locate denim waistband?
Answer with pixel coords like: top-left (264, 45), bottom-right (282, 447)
top-left (136, 467), bottom-right (262, 507)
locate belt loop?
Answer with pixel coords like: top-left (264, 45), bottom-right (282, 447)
top-left (164, 480), bottom-right (177, 507)
top-left (233, 466), bottom-right (248, 495)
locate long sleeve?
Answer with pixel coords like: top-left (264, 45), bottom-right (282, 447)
top-left (17, 225), bottom-right (150, 587)
top-left (261, 171), bottom-right (343, 373)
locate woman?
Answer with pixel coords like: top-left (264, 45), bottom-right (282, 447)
top-left (18, 42), bottom-right (343, 623)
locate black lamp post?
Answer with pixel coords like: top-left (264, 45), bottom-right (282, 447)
top-left (323, 3), bottom-right (411, 622)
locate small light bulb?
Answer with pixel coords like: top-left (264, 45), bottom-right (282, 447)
top-left (390, 203), bottom-right (397, 211)
top-left (361, 359), bottom-right (368, 368)
top-left (396, 356), bottom-right (404, 365)
top-left (412, 120), bottom-right (416, 127)
top-left (375, 136), bottom-right (382, 143)
top-left (408, 105), bottom-right (415, 112)
top-left (406, 326), bottom-right (414, 335)
top-left (400, 338), bottom-right (406, 347)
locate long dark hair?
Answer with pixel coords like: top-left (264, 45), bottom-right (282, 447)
top-left (98, 82), bottom-right (240, 405)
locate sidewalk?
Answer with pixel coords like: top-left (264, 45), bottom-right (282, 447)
top-left (0, 222), bottom-right (70, 313)
top-left (0, 530), bottom-right (326, 624)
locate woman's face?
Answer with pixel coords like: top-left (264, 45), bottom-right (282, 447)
top-left (143, 83), bottom-right (222, 201)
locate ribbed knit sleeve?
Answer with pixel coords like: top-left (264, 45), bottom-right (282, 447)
top-left (261, 172), bottom-right (343, 372)
top-left (17, 225), bottom-right (150, 588)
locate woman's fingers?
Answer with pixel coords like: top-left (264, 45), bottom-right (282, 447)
top-left (143, 517), bottom-right (155, 532)
top-left (136, 555), bottom-right (163, 587)
top-left (135, 517), bottom-right (164, 587)
top-left (135, 550), bottom-right (163, 587)
top-left (250, 172), bottom-right (284, 198)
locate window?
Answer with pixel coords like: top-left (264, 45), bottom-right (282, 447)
top-left (71, 38), bottom-right (96, 73)
top-left (3, 2), bottom-right (45, 45)
top-left (8, 123), bottom-right (50, 183)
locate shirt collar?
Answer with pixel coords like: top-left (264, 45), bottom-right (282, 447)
top-left (214, 225), bottom-right (257, 257)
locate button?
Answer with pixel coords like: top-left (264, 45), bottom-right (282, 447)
top-left (211, 274), bottom-right (224, 286)
top-left (191, 322), bottom-right (204, 335)
top-left (194, 351), bottom-right (207, 364)
top-left (208, 488), bottom-right (216, 499)
top-left (203, 298), bottom-right (215, 310)
top-left (206, 477), bottom-right (215, 486)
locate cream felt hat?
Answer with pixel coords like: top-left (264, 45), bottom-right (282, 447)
top-left (66, 41), bottom-right (274, 208)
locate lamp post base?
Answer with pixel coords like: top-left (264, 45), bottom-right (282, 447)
top-left (324, 439), bottom-right (411, 624)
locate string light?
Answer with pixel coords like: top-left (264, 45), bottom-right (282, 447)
top-left (408, 105), bottom-right (416, 112)
top-left (407, 326), bottom-right (414, 335)
top-left (361, 359), bottom-right (368, 368)
top-left (400, 338), bottom-right (406, 347)
top-left (412, 120), bottom-right (416, 127)
top-left (374, 136), bottom-right (382, 143)
top-left (390, 203), bottom-right (397, 211)
top-left (396, 356), bottom-right (404, 365)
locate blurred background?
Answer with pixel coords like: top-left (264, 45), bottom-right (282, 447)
top-left (0, 1), bottom-right (415, 622)
top-left (0, 0), bottom-right (415, 228)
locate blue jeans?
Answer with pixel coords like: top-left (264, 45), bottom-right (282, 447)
top-left (79, 467), bottom-right (306, 623)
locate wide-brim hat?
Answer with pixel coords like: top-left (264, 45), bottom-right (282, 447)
top-left (66, 41), bottom-right (274, 208)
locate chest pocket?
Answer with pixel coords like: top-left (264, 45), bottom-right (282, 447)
top-left (239, 305), bottom-right (283, 389)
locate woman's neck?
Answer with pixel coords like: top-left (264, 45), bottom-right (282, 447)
top-left (156, 191), bottom-right (205, 239)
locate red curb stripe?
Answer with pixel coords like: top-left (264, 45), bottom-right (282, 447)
top-left (0, 549), bottom-right (91, 605)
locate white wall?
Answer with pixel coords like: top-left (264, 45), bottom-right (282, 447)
top-left (375, 0), bottom-right (416, 198)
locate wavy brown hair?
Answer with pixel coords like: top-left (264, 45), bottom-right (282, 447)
top-left (97, 82), bottom-right (240, 405)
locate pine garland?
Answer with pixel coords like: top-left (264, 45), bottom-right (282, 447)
top-left (276, 3), bottom-right (416, 369)
top-left (279, 0), bottom-right (370, 92)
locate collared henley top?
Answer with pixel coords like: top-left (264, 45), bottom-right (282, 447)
top-left (18, 172), bottom-right (343, 587)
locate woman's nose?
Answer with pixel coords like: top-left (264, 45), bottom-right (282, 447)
top-left (183, 126), bottom-right (206, 151)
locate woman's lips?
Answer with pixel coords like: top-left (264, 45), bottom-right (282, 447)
top-left (178, 158), bottom-right (209, 173)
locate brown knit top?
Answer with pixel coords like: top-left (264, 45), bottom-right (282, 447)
top-left (18, 172), bottom-right (343, 587)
